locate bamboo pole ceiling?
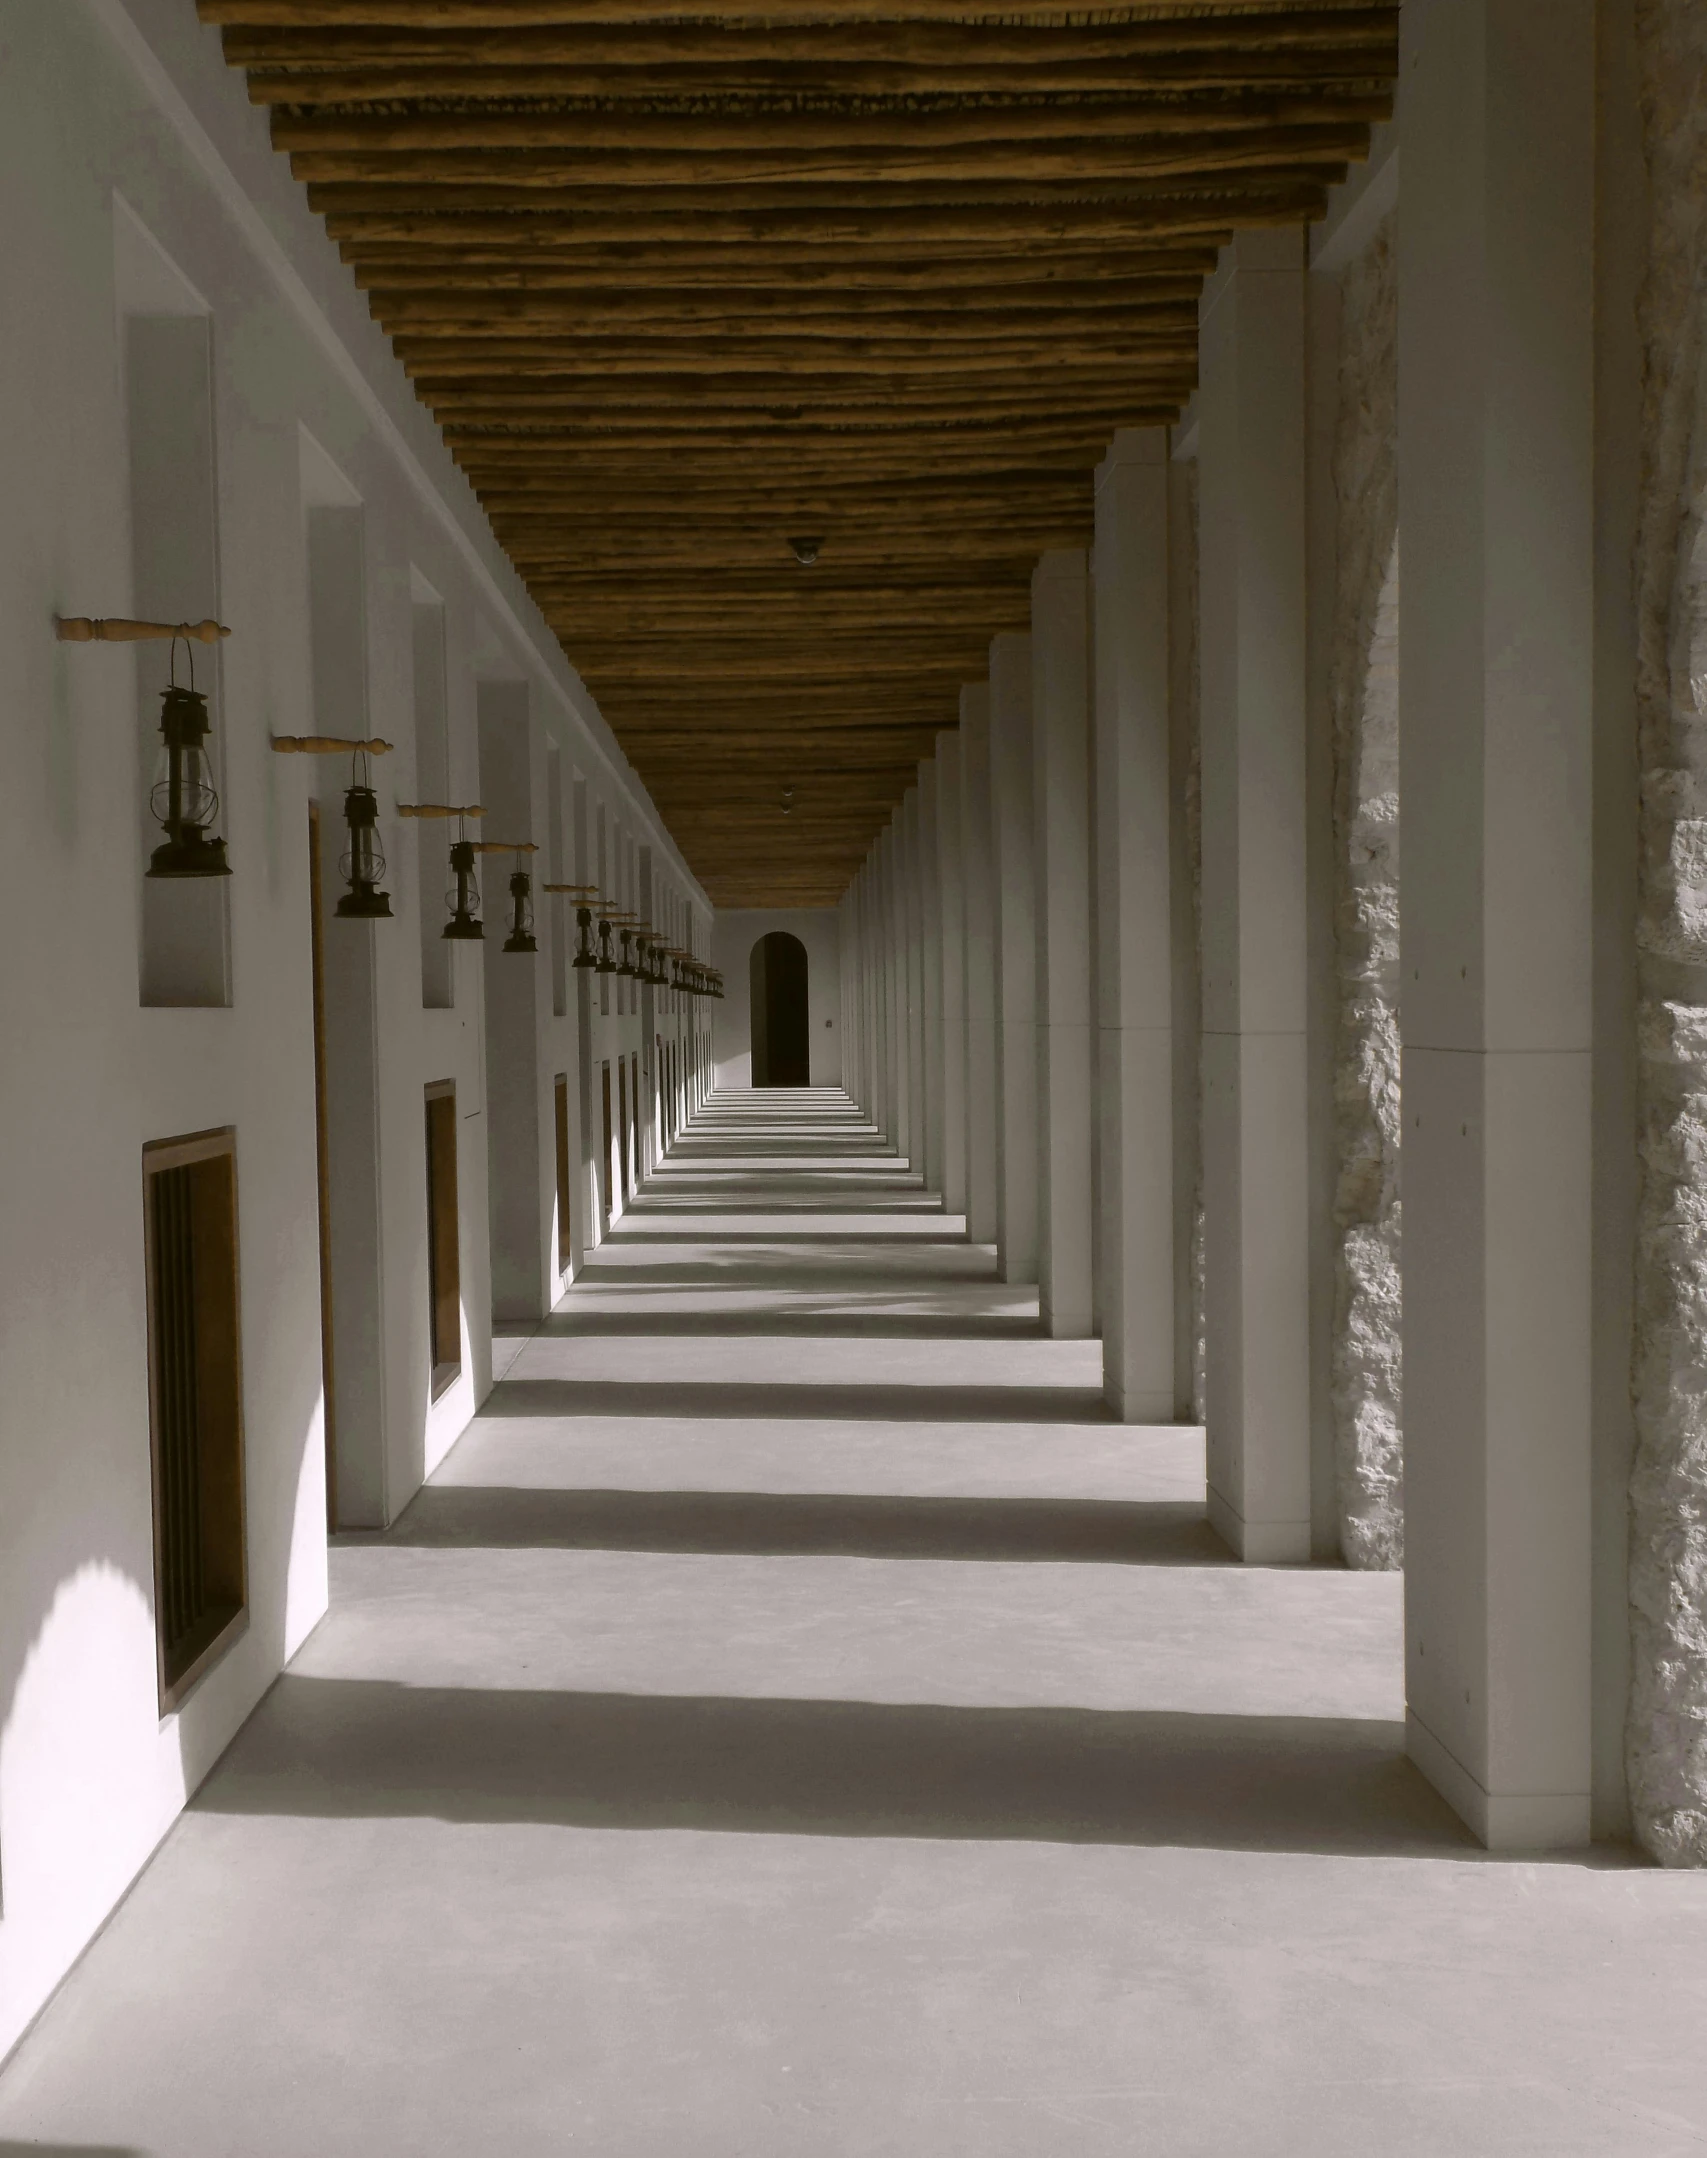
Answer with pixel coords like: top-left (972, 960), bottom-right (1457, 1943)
top-left (202, 1), bottom-right (1397, 908)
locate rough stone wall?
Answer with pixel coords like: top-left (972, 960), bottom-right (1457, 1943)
top-left (1629, 0), bottom-right (1707, 1867)
top-left (1327, 215), bottom-right (1403, 1571)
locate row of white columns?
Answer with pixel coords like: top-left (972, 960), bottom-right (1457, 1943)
top-left (836, 0), bottom-right (1602, 1855)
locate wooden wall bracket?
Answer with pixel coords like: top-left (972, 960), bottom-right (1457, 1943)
top-left (271, 736), bottom-right (394, 755)
top-left (396, 802), bottom-right (485, 818)
top-left (57, 616), bottom-right (229, 644)
top-left (473, 839), bottom-right (538, 854)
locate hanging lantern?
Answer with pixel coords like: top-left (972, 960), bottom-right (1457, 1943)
top-left (617, 925), bottom-right (637, 979)
top-left (573, 906), bottom-right (597, 968)
top-left (503, 853), bottom-right (537, 954)
top-left (595, 916), bottom-right (617, 973)
top-left (334, 743), bottom-right (393, 919)
top-left (147, 644), bottom-right (230, 878)
top-left (443, 830), bottom-right (483, 941)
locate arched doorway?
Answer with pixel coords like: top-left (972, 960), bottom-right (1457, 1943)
top-left (749, 931), bottom-right (810, 1086)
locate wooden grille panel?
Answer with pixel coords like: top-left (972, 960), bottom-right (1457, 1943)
top-left (144, 1129), bottom-right (246, 1711)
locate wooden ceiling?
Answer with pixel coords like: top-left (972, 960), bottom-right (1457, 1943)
top-left (202, 2), bottom-right (1397, 908)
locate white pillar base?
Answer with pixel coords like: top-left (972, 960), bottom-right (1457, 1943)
top-left (1406, 1711), bottom-right (1592, 1851)
top-left (1206, 1486), bottom-right (1311, 1566)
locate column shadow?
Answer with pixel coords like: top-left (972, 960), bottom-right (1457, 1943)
top-left (484, 1378), bottom-right (1111, 1423)
top-left (195, 1675), bottom-right (1477, 1860)
top-left (380, 1486), bottom-right (1226, 1564)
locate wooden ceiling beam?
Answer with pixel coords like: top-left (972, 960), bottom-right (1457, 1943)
top-left (201, 2), bottom-right (1389, 31)
top-left (285, 126), bottom-right (1368, 190)
top-left (272, 93), bottom-right (1380, 157)
top-left (216, 11), bottom-right (1397, 66)
top-left (429, 383), bottom-right (1186, 417)
top-left (451, 438), bottom-right (1155, 472)
top-left (469, 465), bottom-right (1103, 498)
top-left (348, 245), bottom-right (1222, 287)
top-left (250, 50), bottom-right (1394, 105)
top-left (405, 342), bottom-right (1198, 377)
top-left (367, 280), bottom-right (1203, 324)
top-left (311, 177), bottom-right (1328, 231)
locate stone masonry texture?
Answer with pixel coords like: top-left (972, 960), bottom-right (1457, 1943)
top-left (1328, 216), bottom-right (1403, 1572)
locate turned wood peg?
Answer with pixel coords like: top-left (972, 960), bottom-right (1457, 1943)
top-left (396, 802), bottom-right (485, 819)
top-left (56, 616), bottom-right (230, 644)
top-left (473, 839), bottom-right (539, 854)
top-left (270, 736), bottom-right (394, 755)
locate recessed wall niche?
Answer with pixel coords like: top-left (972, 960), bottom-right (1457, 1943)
top-left (117, 203), bottom-right (231, 1008)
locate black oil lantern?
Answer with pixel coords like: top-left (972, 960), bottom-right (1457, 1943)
top-left (617, 925), bottom-right (637, 978)
top-left (503, 852), bottom-right (537, 955)
top-left (147, 646), bottom-right (230, 878)
top-left (335, 768), bottom-right (391, 918)
top-left (595, 916), bottom-right (617, 973)
top-left (443, 831), bottom-right (483, 941)
top-left (573, 905), bottom-right (597, 969)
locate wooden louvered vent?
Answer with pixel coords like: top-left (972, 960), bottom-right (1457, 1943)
top-left (143, 1129), bottom-right (247, 1711)
top-left (425, 1080), bottom-right (462, 1396)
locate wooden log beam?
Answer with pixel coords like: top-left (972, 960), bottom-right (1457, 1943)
top-left (450, 434), bottom-right (1158, 471)
top-left (201, 2), bottom-right (1388, 31)
top-left (469, 465), bottom-right (1102, 500)
top-left (310, 177), bottom-right (1329, 232)
top-left (347, 244), bottom-right (1223, 287)
top-left (285, 125), bottom-right (1369, 189)
top-left (271, 93), bottom-right (1382, 157)
top-left (216, 11), bottom-right (1398, 67)
top-left (248, 48), bottom-right (1395, 105)
top-left (366, 280), bottom-right (1204, 325)
top-left (427, 381), bottom-right (1188, 418)
top-left (404, 342), bottom-right (1199, 377)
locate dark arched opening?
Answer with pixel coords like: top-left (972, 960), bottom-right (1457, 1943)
top-left (749, 931), bottom-right (810, 1086)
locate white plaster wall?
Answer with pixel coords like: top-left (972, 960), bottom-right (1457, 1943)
top-left (713, 910), bottom-right (844, 1091)
top-left (0, 0), bottom-right (706, 2060)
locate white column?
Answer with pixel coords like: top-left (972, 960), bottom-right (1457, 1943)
top-left (1094, 429), bottom-right (1178, 1422)
top-left (888, 806), bottom-right (912, 1156)
top-left (936, 730), bottom-right (969, 1217)
top-left (875, 826), bottom-right (895, 1139)
top-left (990, 632), bottom-right (1038, 1285)
top-left (1399, 0), bottom-right (1593, 1848)
top-left (902, 786), bottom-right (927, 1175)
top-left (1198, 228), bottom-right (1311, 1561)
top-left (917, 758), bottom-right (944, 1195)
top-left (960, 685), bottom-right (999, 1244)
top-left (1032, 552), bottom-right (1096, 1338)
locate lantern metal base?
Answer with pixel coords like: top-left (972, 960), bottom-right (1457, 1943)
top-left (443, 916), bottom-right (484, 941)
top-left (147, 834), bottom-right (231, 879)
top-left (503, 931), bottom-right (538, 954)
top-left (336, 885), bottom-right (393, 919)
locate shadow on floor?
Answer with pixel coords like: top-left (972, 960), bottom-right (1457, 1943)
top-left (486, 1379), bottom-right (1111, 1424)
top-left (540, 1310), bottom-right (1043, 1340)
top-left (196, 1676), bottom-right (1476, 1859)
top-left (380, 1488), bottom-right (1226, 1564)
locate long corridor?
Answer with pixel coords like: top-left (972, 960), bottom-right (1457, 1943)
top-left (3, 1091), bottom-right (1706, 2155)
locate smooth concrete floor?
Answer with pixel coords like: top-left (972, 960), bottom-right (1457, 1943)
top-left (4, 1088), bottom-right (1707, 2155)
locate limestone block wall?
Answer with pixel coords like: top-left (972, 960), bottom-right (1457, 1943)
top-left (1629, 0), bottom-right (1707, 1866)
top-left (1327, 217), bottom-right (1404, 1570)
